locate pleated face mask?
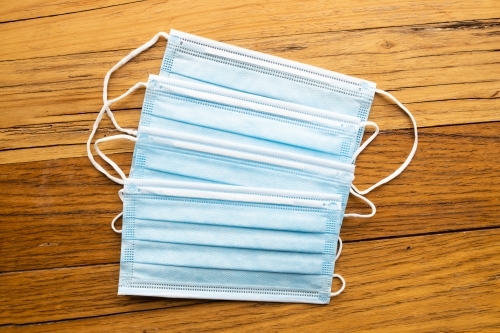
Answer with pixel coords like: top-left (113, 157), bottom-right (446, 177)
top-left (118, 179), bottom-right (345, 304)
top-left (137, 75), bottom-right (378, 163)
top-left (160, 30), bottom-right (375, 122)
top-left (93, 127), bottom-right (375, 219)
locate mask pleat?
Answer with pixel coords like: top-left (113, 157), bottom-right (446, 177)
top-left (131, 220), bottom-right (336, 253)
top-left (130, 141), bottom-right (351, 213)
top-left (129, 196), bottom-right (339, 234)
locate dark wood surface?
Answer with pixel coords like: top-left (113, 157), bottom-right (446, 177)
top-left (1, 0), bottom-right (499, 331)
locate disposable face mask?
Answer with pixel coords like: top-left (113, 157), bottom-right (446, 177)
top-left (136, 75), bottom-right (378, 163)
top-left (94, 127), bottom-right (375, 218)
top-left (100, 31), bottom-right (418, 195)
top-left (90, 129), bottom-right (352, 296)
top-left (118, 178), bottom-right (345, 304)
top-left (161, 30), bottom-right (375, 121)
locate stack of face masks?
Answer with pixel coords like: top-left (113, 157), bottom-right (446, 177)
top-left (87, 29), bottom-right (418, 304)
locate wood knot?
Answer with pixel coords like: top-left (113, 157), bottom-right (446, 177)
top-left (382, 41), bottom-right (394, 49)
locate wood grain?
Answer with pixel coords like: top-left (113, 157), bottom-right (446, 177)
top-left (0, 265), bottom-right (205, 326)
top-left (1, 228), bottom-right (499, 330)
top-left (1, 122), bottom-right (499, 272)
top-left (0, 0), bottom-right (142, 23)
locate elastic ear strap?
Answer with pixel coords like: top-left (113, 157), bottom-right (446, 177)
top-left (330, 274), bottom-right (346, 297)
top-left (111, 212), bottom-right (123, 234)
top-left (352, 121), bottom-right (379, 162)
top-left (94, 135), bottom-right (138, 183)
top-left (103, 32), bottom-right (169, 134)
top-left (335, 237), bottom-right (343, 262)
top-left (352, 89), bottom-right (418, 195)
top-left (344, 188), bottom-right (376, 218)
top-left (111, 189), bottom-right (125, 234)
top-left (87, 82), bottom-right (145, 184)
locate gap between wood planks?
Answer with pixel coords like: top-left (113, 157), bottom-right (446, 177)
top-left (0, 0), bottom-right (148, 25)
top-left (0, 303), bottom-right (210, 330)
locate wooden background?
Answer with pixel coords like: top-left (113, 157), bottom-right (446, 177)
top-left (1, 0), bottom-right (499, 331)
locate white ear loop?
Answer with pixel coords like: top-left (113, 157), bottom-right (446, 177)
top-left (111, 212), bottom-right (123, 234)
top-left (111, 189), bottom-right (125, 234)
top-left (94, 135), bottom-right (138, 182)
top-left (335, 237), bottom-right (343, 262)
top-left (344, 187), bottom-right (376, 218)
top-left (87, 82), bottom-right (146, 184)
top-left (352, 121), bottom-right (379, 162)
top-left (99, 32), bottom-right (168, 232)
top-left (330, 274), bottom-right (346, 297)
top-left (331, 238), bottom-right (344, 296)
top-left (103, 32), bottom-right (169, 135)
top-left (352, 89), bottom-right (418, 195)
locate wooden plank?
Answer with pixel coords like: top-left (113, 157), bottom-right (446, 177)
top-left (0, 0), bottom-right (498, 62)
top-left (0, 0), bottom-right (140, 23)
top-left (1, 122), bottom-right (499, 272)
top-left (0, 20), bottom-right (498, 163)
top-left (1, 228), bottom-right (499, 329)
top-left (3, 20), bottom-right (499, 91)
top-left (0, 265), bottom-right (205, 326)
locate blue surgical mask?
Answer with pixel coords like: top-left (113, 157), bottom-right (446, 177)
top-left (134, 75), bottom-right (378, 163)
top-left (93, 127), bottom-right (375, 218)
top-left (160, 30), bottom-right (376, 123)
top-left (118, 178), bottom-right (345, 304)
